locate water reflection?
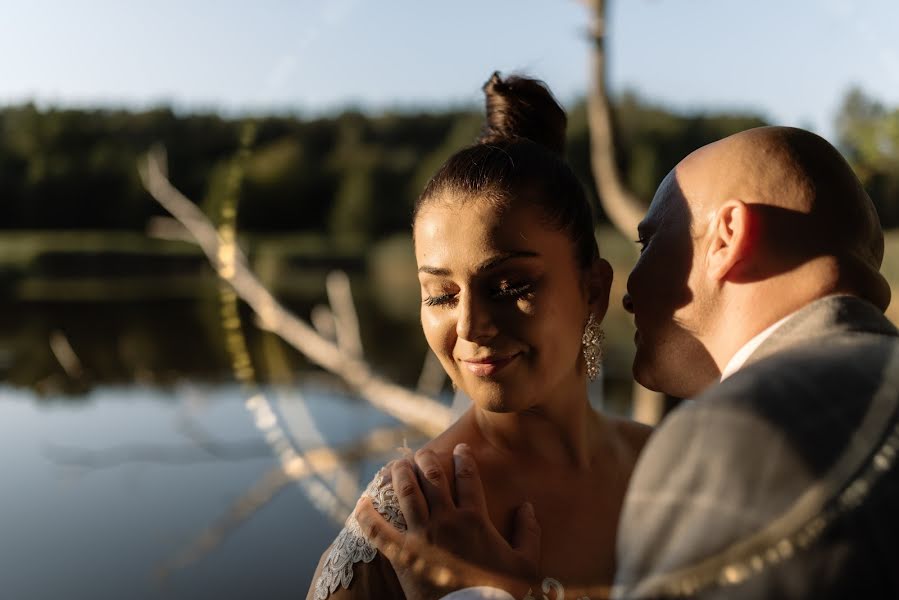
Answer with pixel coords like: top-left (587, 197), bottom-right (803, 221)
top-left (0, 230), bottom-right (639, 599)
top-left (0, 292), bottom-right (430, 397)
top-left (0, 382), bottom-right (420, 599)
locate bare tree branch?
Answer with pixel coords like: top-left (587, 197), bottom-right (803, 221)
top-left (156, 424), bottom-right (428, 577)
top-left (584, 0), bottom-right (646, 241)
top-left (583, 0), bottom-right (667, 423)
top-left (46, 423), bottom-right (423, 478)
top-left (138, 147), bottom-right (453, 437)
top-left (326, 271), bottom-right (363, 358)
top-left (49, 330), bottom-right (83, 379)
top-left (43, 439), bottom-right (272, 470)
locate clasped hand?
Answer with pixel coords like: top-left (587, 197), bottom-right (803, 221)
top-left (354, 443), bottom-right (542, 600)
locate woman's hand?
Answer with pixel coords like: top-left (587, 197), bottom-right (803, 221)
top-left (354, 443), bottom-right (542, 600)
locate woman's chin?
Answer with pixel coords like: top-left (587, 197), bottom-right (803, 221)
top-left (467, 386), bottom-right (531, 414)
top-left (476, 399), bottom-right (517, 413)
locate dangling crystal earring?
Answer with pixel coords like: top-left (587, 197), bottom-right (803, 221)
top-left (582, 313), bottom-right (604, 382)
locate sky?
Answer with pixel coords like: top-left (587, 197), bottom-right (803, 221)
top-left (1, 0), bottom-right (898, 141)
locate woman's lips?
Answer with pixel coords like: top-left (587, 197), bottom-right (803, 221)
top-left (462, 353), bottom-right (520, 377)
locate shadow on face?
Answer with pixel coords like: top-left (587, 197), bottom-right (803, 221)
top-left (627, 175), bottom-right (886, 400)
top-left (626, 125), bottom-right (892, 399)
top-left (625, 172), bottom-right (718, 398)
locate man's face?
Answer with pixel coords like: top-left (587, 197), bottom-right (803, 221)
top-left (624, 168), bottom-right (718, 398)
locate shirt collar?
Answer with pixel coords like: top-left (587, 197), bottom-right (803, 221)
top-left (719, 313), bottom-right (795, 381)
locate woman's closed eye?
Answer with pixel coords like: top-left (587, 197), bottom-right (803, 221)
top-left (423, 292), bottom-right (456, 307)
top-left (492, 281), bottom-right (533, 300)
top-left (422, 281), bottom-right (534, 308)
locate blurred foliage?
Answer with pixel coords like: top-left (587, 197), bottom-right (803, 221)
top-left (2, 89), bottom-right (898, 396)
top-left (2, 89), bottom-right (897, 235)
top-left (837, 88), bottom-right (899, 228)
top-left (0, 96), bottom-right (769, 237)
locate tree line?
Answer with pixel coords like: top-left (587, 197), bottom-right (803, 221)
top-left (0, 88), bottom-right (896, 236)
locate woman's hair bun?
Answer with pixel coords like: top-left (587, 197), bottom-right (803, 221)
top-left (479, 71), bottom-right (567, 155)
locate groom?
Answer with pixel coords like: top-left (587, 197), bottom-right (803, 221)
top-left (356, 126), bottom-right (899, 598)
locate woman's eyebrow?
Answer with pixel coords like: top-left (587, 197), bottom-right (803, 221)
top-left (417, 250), bottom-right (539, 276)
top-left (477, 250), bottom-right (539, 272)
top-left (418, 265), bottom-right (451, 276)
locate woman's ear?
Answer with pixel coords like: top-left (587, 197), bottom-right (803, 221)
top-left (587, 258), bottom-right (613, 322)
top-left (706, 200), bottom-right (754, 282)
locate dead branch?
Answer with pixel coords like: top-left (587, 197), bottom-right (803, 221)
top-left (326, 271), bottom-right (363, 358)
top-left (156, 424), bottom-right (428, 577)
top-left (43, 439), bottom-right (272, 470)
top-left (584, 0), bottom-right (646, 241)
top-left (583, 0), bottom-right (667, 423)
top-left (138, 147), bottom-right (452, 437)
top-left (49, 330), bottom-right (83, 379)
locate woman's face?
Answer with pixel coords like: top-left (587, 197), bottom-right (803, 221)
top-left (414, 197), bottom-right (610, 413)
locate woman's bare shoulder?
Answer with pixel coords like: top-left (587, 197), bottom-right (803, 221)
top-left (608, 415), bottom-right (654, 456)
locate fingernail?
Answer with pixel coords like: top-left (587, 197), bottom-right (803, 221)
top-left (453, 444), bottom-right (470, 472)
top-left (452, 443), bottom-right (470, 456)
top-left (521, 501), bottom-right (534, 517)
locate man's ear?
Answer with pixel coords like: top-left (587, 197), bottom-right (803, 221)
top-left (706, 200), bottom-right (753, 281)
top-left (587, 258), bottom-right (613, 322)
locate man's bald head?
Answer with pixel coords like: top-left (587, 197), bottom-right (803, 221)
top-left (625, 126), bottom-right (890, 395)
top-left (678, 126), bottom-right (890, 310)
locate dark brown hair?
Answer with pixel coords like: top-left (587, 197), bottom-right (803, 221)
top-left (414, 72), bottom-right (599, 269)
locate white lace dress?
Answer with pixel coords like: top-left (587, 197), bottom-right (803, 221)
top-left (313, 469), bottom-right (407, 599)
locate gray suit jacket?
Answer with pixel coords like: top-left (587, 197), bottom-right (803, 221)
top-left (614, 295), bottom-right (899, 599)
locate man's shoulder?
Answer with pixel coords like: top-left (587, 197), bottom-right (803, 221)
top-left (685, 330), bottom-right (899, 481)
top-left (705, 328), bottom-right (899, 415)
top-left (616, 327), bottom-right (899, 597)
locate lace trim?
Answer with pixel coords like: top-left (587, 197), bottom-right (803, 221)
top-left (314, 470), bottom-right (407, 599)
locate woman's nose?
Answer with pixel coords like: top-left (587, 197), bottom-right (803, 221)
top-left (622, 293), bottom-right (634, 314)
top-left (456, 293), bottom-right (498, 342)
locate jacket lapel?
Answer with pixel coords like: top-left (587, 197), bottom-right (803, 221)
top-left (744, 295), bottom-right (898, 370)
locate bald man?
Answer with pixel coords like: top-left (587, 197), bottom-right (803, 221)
top-left (356, 127), bottom-right (899, 599)
top-left (609, 126), bottom-right (899, 598)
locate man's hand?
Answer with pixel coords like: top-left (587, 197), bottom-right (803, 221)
top-left (355, 443), bottom-right (542, 600)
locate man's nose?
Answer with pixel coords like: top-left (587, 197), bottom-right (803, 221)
top-left (623, 293), bottom-right (634, 314)
top-left (456, 293), bottom-right (498, 342)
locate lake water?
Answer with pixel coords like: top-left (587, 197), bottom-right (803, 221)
top-left (0, 234), bottom-right (631, 599)
top-left (0, 382), bottom-right (428, 599)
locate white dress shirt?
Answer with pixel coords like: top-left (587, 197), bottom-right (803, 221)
top-left (718, 311), bottom-right (794, 380)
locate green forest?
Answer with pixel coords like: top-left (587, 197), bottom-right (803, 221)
top-left (2, 87), bottom-right (898, 395)
top-left (2, 87), bottom-right (896, 236)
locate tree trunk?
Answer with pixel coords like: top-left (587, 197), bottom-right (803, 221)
top-left (585, 0), bottom-right (646, 241)
top-left (584, 0), bottom-right (668, 424)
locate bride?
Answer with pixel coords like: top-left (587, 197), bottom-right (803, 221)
top-left (308, 72), bottom-right (652, 599)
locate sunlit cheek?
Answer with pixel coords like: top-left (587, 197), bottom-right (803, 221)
top-left (421, 310), bottom-right (455, 362)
